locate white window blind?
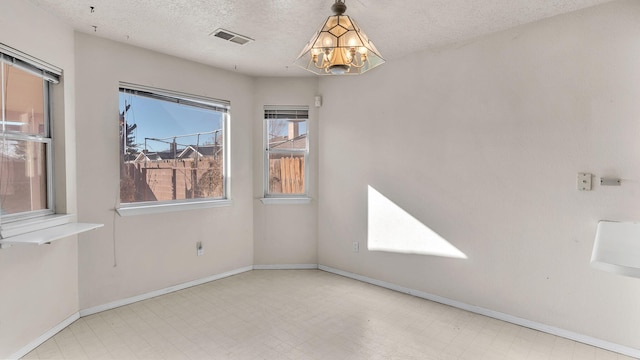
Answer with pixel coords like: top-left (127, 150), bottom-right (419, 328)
top-left (0, 44), bottom-right (61, 84)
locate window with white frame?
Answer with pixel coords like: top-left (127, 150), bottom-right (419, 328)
top-left (264, 106), bottom-right (309, 197)
top-left (119, 83), bottom-right (229, 208)
top-left (0, 46), bottom-right (59, 225)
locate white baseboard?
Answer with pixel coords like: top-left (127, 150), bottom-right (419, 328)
top-left (318, 265), bottom-right (640, 359)
top-left (9, 312), bottom-right (79, 360)
top-left (79, 266), bottom-right (253, 317)
top-left (253, 264), bottom-right (318, 270)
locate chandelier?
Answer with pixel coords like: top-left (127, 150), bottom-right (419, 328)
top-left (294, 0), bottom-right (384, 75)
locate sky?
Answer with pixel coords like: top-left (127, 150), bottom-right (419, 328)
top-left (119, 92), bottom-right (223, 153)
top-left (120, 91), bottom-right (310, 154)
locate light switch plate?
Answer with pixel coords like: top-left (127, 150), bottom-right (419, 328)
top-left (577, 173), bottom-right (592, 191)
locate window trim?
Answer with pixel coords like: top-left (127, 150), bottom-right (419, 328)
top-left (0, 43), bottom-right (61, 83)
top-left (263, 105), bottom-right (310, 200)
top-left (117, 82), bottom-right (231, 215)
top-left (0, 45), bottom-right (59, 228)
top-left (259, 197), bottom-right (311, 205)
top-left (116, 198), bottom-right (232, 217)
top-left (0, 44), bottom-right (102, 244)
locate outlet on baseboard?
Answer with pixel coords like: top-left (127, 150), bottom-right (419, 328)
top-left (197, 241), bottom-right (204, 256)
top-left (353, 241), bottom-right (359, 253)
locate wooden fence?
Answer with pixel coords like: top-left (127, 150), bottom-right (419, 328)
top-left (269, 156), bottom-right (304, 194)
top-left (121, 159), bottom-right (223, 203)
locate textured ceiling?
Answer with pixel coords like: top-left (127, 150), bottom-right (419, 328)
top-left (28, 0), bottom-right (614, 77)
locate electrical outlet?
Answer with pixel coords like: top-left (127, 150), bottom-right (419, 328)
top-left (197, 241), bottom-right (204, 256)
top-left (353, 241), bottom-right (359, 253)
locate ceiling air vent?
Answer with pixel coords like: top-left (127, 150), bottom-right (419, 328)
top-left (210, 29), bottom-right (254, 45)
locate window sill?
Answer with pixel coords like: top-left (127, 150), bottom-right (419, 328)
top-left (260, 197), bottom-right (312, 205)
top-left (117, 199), bottom-right (233, 217)
top-left (0, 222), bottom-right (103, 248)
top-left (0, 214), bottom-right (76, 238)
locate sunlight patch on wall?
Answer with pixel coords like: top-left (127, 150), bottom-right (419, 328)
top-left (367, 186), bottom-right (467, 259)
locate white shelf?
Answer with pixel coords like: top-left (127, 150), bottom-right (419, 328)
top-left (591, 220), bottom-right (640, 278)
top-left (0, 222), bottom-right (103, 247)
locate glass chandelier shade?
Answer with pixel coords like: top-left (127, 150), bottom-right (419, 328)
top-left (294, 0), bottom-right (384, 75)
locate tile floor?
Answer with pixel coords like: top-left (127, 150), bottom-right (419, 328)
top-left (24, 270), bottom-right (636, 360)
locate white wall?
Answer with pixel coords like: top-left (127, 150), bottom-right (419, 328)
top-left (0, 1), bottom-right (78, 357)
top-left (4, 0), bottom-right (640, 356)
top-left (74, 34), bottom-right (255, 310)
top-left (253, 77), bottom-right (319, 266)
top-left (317, 0), bottom-right (640, 350)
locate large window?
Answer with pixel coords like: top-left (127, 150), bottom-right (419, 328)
top-left (119, 83), bottom-right (229, 209)
top-left (0, 47), bottom-right (59, 224)
top-left (264, 106), bottom-right (309, 197)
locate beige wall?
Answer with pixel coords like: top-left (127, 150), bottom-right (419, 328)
top-left (0, 0), bottom-right (78, 358)
top-left (74, 33), bottom-right (255, 309)
top-left (253, 77), bottom-right (319, 265)
top-left (317, 0), bottom-right (640, 350)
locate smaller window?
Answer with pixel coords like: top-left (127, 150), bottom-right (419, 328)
top-left (0, 44), bottom-right (103, 244)
top-left (0, 47), bottom-right (60, 225)
top-left (264, 106), bottom-right (309, 197)
top-left (119, 83), bottom-right (229, 210)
